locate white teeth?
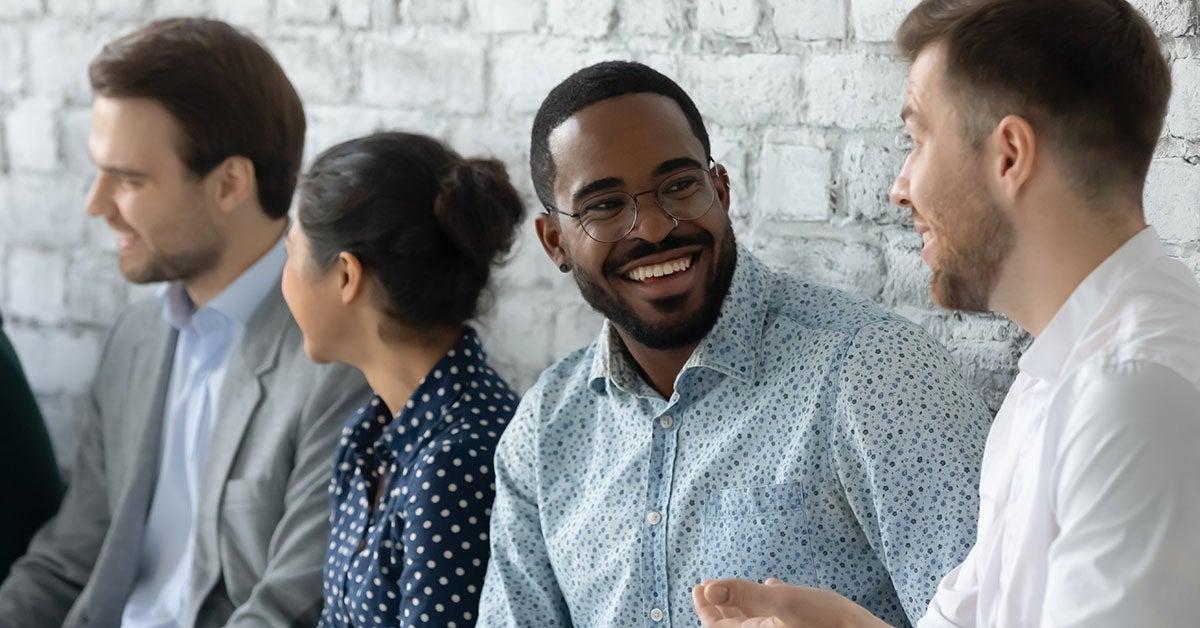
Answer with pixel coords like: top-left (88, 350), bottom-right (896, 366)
top-left (626, 256), bottom-right (692, 282)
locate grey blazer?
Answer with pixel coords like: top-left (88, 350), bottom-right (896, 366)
top-left (0, 285), bottom-right (369, 627)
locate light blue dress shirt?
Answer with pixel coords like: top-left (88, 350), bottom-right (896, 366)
top-left (478, 248), bottom-right (992, 628)
top-left (121, 237), bottom-right (288, 628)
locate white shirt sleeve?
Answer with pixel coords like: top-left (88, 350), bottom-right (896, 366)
top-left (918, 546), bottom-right (978, 628)
top-left (1041, 360), bottom-right (1200, 628)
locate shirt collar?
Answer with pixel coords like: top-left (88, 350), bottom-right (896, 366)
top-left (1019, 226), bottom-right (1164, 382)
top-left (588, 245), bottom-right (769, 396)
top-left (380, 327), bottom-right (490, 460)
top-left (156, 236), bottom-right (288, 332)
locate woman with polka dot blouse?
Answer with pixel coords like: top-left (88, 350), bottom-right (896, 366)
top-left (281, 132), bottom-right (524, 628)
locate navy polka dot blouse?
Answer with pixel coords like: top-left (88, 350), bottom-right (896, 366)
top-left (319, 328), bottom-right (518, 628)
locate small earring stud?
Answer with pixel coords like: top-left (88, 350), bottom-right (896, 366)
top-left (559, 263), bottom-right (570, 273)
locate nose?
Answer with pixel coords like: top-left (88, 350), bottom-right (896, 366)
top-left (626, 193), bottom-right (678, 242)
top-left (889, 160), bottom-right (913, 209)
top-left (85, 173), bottom-right (112, 218)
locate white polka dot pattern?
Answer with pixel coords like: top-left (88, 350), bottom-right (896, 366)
top-left (320, 328), bottom-right (517, 628)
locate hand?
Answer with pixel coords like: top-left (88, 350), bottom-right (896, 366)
top-left (692, 578), bottom-right (894, 628)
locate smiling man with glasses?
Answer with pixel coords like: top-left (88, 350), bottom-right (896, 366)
top-left (477, 61), bottom-right (993, 628)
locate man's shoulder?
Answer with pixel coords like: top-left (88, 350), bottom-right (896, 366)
top-left (763, 268), bottom-right (911, 338)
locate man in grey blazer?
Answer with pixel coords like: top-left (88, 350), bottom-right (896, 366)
top-left (0, 18), bottom-right (369, 627)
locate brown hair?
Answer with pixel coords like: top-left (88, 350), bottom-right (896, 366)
top-left (897, 0), bottom-right (1170, 197)
top-left (89, 18), bottom-right (305, 219)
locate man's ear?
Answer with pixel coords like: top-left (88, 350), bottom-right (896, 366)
top-left (535, 212), bottom-right (571, 270)
top-left (989, 115), bottom-right (1036, 206)
top-left (211, 155), bottom-right (257, 214)
top-left (713, 163), bottom-right (732, 214)
top-left (336, 251), bottom-right (367, 306)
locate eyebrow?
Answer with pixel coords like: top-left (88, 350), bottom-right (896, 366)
top-left (571, 156), bottom-right (708, 203)
top-left (97, 164), bottom-right (150, 179)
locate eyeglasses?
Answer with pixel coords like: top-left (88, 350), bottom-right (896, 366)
top-left (544, 166), bottom-right (721, 243)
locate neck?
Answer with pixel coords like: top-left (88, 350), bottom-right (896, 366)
top-left (616, 329), bottom-right (699, 399)
top-left (355, 325), bottom-right (464, 417)
top-left (991, 198), bottom-right (1146, 337)
top-left (185, 216), bottom-right (288, 308)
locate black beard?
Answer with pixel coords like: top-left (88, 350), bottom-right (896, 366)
top-left (571, 228), bottom-right (738, 350)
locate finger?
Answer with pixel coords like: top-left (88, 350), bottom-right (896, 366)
top-left (703, 579), bottom-right (795, 618)
top-left (765, 578), bottom-right (785, 586)
top-left (694, 584), bottom-right (725, 625)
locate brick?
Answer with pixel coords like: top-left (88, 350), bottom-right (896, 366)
top-left (550, 296), bottom-right (604, 361)
top-left (59, 107), bottom-right (91, 171)
top-left (490, 222), bottom-right (558, 291)
top-left (337, 0), bottom-right (372, 28)
top-left (1144, 158), bottom-right (1200, 242)
top-left (6, 98), bottom-right (59, 172)
top-left (751, 224), bottom-right (886, 300)
top-left (45, 0), bottom-right (91, 18)
top-left (680, 54), bottom-right (804, 126)
top-left (1129, 0), bottom-right (1196, 38)
top-left (475, 285), bottom-right (558, 390)
top-left (277, 0), bottom-right (335, 23)
top-left (547, 0), bottom-right (615, 38)
top-left (155, 0), bottom-right (210, 17)
top-left (850, 0), bottom-right (918, 43)
top-left (839, 135), bottom-right (908, 224)
top-left (755, 143), bottom-right (832, 222)
top-left (28, 23), bottom-right (106, 102)
top-left (489, 39), bottom-right (595, 115)
top-left (405, 0), bottom-right (465, 25)
top-left (64, 249), bottom-right (128, 326)
top-left (617, 0), bottom-right (675, 36)
top-left (211, 0), bottom-right (271, 29)
top-left (0, 0), bottom-right (41, 20)
top-left (0, 26), bottom-right (25, 95)
top-left (804, 52), bottom-right (906, 129)
top-left (269, 35), bottom-right (356, 105)
top-left (360, 38), bottom-right (486, 113)
top-left (769, 0), bottom-right (845, 41)
top-left (94, 0), bottom-right (148, 20)
top-left (4, 325), bottom-right (104, 395)
top-left (697, 0), bottom-right (760, 38)
top-left (878, 226), bottom-right (936, 310)
top-left (469, 0), bottom-right (541, 33)
top-left (1166, 56), bottom-right (1200, 138)
top-left (0, 174), bottom-right (90, 246)
top-left (6, 247), bottom-right (68, 324)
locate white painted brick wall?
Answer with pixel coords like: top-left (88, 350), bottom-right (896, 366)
top-left (1, 0), bottom-right (1197, 471)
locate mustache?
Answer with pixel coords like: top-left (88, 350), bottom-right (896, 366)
top-left (602, 232), bottom-right (713, 275)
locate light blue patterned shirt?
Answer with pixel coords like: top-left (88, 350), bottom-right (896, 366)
top-left (478, 248), bottom-right (991, 628)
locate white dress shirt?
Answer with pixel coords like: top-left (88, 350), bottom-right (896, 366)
top-left (121, 238), bottom-right (287, 628)
top-left (919, 227), bottom-right (1200, 628)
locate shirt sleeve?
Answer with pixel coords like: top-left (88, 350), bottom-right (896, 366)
top-left (830, 319), bottom-right (992, 625)
top-left (1040, 360), bottom-right (1200, 628)
top-left (477, 385), bottom-right (573, 627)
top-left (395, 434), bottom-right (498, 628)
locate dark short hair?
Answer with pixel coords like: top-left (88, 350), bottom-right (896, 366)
top-left (530, 61), bottom-right (711, 208)
top-left (897, 0), bottom-right (1170, 197)
top-left (299, 132), bottom-right (525, 330)
top-left (89, 18), bottom-right (305, 219)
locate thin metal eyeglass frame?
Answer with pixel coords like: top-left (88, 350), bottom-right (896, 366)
top-left (542, 164), bottom-right (723, 243)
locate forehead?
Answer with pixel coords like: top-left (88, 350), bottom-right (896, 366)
top-left (904, 44), bottom-right (951, 123)
top-left (89, 96), bottom-right (184, 167)
top-left (548, 93), bottom-right (705, 192)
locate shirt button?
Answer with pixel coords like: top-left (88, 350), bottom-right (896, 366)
top-left (659, 415), bottom-right (673, 428)
top-left (646, 511), bottom-right (662, 525)
top-left (650, 608), bottom-right (664, 622)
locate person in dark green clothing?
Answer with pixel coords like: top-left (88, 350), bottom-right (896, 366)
top-left (0, 312), bottom-right (64, 581)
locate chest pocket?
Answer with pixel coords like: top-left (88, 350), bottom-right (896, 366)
top-left (702, 481), bottom-right (814, 582)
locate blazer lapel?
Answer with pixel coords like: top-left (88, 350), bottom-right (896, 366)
top-left (194, 287), bottom-right (290, 538)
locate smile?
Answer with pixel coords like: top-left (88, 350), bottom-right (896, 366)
top-left (625, 255), bottom-right (692, 282)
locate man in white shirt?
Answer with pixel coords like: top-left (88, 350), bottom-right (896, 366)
top-left (693, 0), bottom-right (1200, 626)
